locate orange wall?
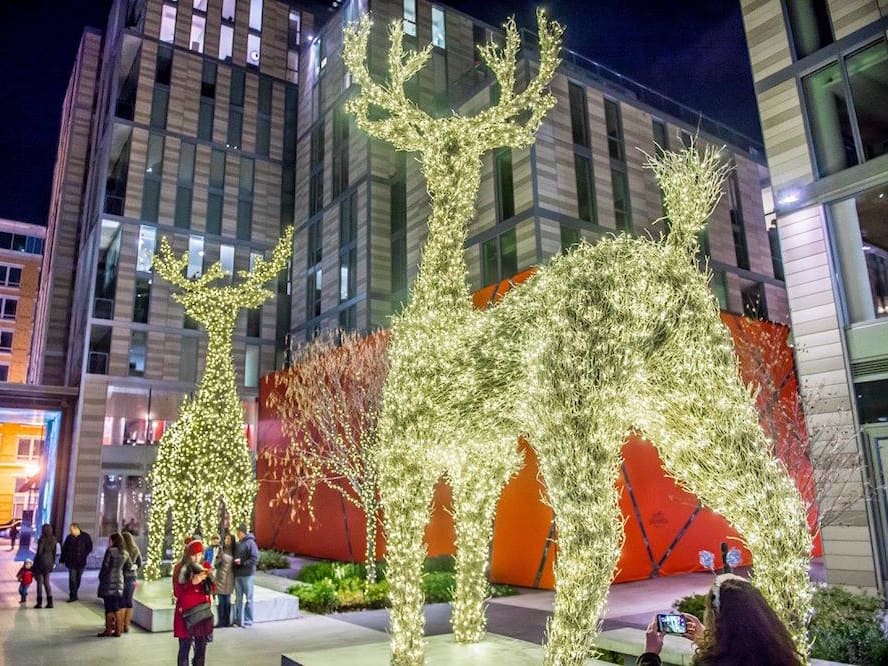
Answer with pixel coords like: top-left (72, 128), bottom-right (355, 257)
top-left (0, 422), bottom-right (45, 521)
top-left (256, 312), bottom-right (821, 585)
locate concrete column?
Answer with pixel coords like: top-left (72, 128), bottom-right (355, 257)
top-left (830, 198), bottom-right (876, 323)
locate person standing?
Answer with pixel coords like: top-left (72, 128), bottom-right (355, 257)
top-left (173, 540), bottom-right (214, 666)
top-left (60, 522), bottom-right (93, 602)
top-left (33, 524), bottom-right (58, 609)
top-left (232, 524), bottom-right (259, 627)
top-left (16, 558), bottom-right (34, 604)
top-left (213, 533), bottom-right (235, 627)
top-left (8, 521), bottom-right (18, 550)
top-left (97, 532), bottom-right (132, 637)
top-left (120, 531), bottom-right (142, 633)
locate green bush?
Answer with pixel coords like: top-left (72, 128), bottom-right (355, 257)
top-left (809, 585), bottom-right (888, 665)
top-left (257, 549), bottom-right (290, 571)
top-left (364, 580), bottom-right (391, 609)
top-left (296, 561), bottom-right (337, 583)
top-left (423, 555), bottom-right (455, 573)
top-left (490, 583), bottom-right (516, 598)
top-left (675, 592), bottom-right (707, 620)
top-left (422, 571), bottom-right (455, 603)
top-left (289, 579), bottom-right (340, 614)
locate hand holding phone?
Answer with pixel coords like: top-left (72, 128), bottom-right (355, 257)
top-left (657, 613), bottom-right (688, 635)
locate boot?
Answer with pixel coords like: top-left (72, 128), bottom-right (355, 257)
top-left (113, 609), bottom-right (125, 637)
top-left (122, 608), bottom-right (132, 633)
top-left (34, 598), bottom-right (42, 609)
top-left (97, 612), bottom-right (115, 637)
top-left (46, 596), bottom-right (53, 609)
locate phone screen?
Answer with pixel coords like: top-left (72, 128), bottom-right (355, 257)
top-left (657, 613), bottom-right (687, 634)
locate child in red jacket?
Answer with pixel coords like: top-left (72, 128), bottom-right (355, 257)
top-left (16, 559), bottom-right (34, 603)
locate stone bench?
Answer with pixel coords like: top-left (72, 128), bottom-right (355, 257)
top-left (133, 578), bottom-right (299, 632)
top-left (594, 627), bottom-right (850, 666)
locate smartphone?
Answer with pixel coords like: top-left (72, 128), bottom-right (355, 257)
top-left (657, 613), bottom-right (687, 634)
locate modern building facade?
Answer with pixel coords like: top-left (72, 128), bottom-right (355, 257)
top-left (290, 0), bottom-right (789, 347)
top-left (33, 0), bottom-right (311, 545)
top-left (740, 0), bottom-right (888, 590)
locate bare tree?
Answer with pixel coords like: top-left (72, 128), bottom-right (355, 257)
top-left (729, 317), bottom-right (868, 530)
top-left (262, 330), bottom-right (388, 584)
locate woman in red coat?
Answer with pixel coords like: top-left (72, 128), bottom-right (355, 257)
top-left (172, 540), bottom-right (214, 666)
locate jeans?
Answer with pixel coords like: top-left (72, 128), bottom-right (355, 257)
top-left (18, 583), bottom-right (28, 601)
top-left (34, 572), bottom-right (51, 603)
top-left (177, 637), bottom-right (207, 666)
top-left (233, 576), bottom-right (254, 626)
top-left (217, 594), bottom-right (231, 626)
top-left (68, 567), bottom-right (84, 599)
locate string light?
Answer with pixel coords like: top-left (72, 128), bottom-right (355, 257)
top-left (344, 12), bottom-right (810, 666)
top-left (144, 228), bottom-right (294, 580)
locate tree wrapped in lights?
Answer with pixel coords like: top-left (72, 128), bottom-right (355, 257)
top-left (144, 229), bottom-right (293, 580)
top-left (344, 11), bottom-right (563, 663)
top-left (345, 12), bottom-right (811, 666)
top-left (263, 330), bottom-right (388, 584)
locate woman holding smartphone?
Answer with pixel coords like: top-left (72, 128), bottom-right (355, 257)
top-left (638, 574), bottom-right (802, 665)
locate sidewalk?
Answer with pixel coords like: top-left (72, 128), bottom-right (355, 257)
top-left (0, 542), bottom-right (768, 665)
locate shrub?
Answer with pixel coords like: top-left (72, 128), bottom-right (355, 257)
top-left (422, 571), bottom-right (455, 603)
top-left (289, 579), bottom-right (340, 614)
top-left (490, 583), bottom-right (516, 598)
top-left (364, 580), bottom-right (391, 609)
top-left (296, 561), bottom-right (337, 583)
top-left (257, 549), bottom-right (290, 571)
top-left (809, 585), bottom-right (888, 665)
top-left (423, 555), bottom-right (455, 573)
top-left (675, 592), bottom-right (707, 620)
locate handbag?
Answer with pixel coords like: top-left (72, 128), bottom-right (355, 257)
top-left (182, 601), bottom-right (214, 630)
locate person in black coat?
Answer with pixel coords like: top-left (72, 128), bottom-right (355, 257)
top-left (33, 523), bottom-right (58, 609)
top-left (97, 532), bottom-right (132, 637)
top-left (60, 522), bottom-right (93, 602)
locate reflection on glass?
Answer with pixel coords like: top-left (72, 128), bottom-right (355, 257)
top-left (803, 62), bottom-right (857, 176)
top-left (846, 40), bottom-right (888, 161)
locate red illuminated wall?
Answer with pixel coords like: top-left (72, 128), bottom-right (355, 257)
top-left (256, 275), bottom-right (821, 585)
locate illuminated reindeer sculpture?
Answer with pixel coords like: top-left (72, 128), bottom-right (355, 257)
top-left (344, 12), bottom-right (811, 666)
top-left (145, 229), bottom-right (293, 579)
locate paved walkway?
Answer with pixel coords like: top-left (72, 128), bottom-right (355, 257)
top-left (0, 542), bottom-right (762, 665)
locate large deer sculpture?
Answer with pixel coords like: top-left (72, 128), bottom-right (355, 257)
top-left (145, 229), bottom-right (293, 579)
top-left (343, 12), bottom-right (811, 666)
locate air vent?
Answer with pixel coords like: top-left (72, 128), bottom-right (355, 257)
top-left (851, 357), bottom-right (888, 379)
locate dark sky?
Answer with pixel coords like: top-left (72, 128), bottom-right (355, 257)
top-left (0, 0), bottom-right (759, 226)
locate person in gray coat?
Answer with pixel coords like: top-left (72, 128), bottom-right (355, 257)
top-left (97, 532), bottom-right (133, 637)
top-left (213, 533), bottom-right (236, 627)
top-left (33, 524), bottom-right (57, 609)
top-left (232, 524), bottom-right (259, 627)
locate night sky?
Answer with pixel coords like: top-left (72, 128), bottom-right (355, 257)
top-left (0, 0), bottom-right (759, 226)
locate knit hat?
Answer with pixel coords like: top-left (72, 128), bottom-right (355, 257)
top-left (24, 558), bottom-right (33, 565)
top-left (187, 540), bottom-right (204, 556)
top-left (236, 524), bottom-right (248, 534)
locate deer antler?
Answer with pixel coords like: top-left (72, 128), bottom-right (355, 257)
top-left (471, 9), bottom-right (563, 150)
top-left (232, 226), bottom-right (295, 307)
top-left (342, 16), bottom-right (434, 152)
top-left (153, 237), bottom-right (225, 292)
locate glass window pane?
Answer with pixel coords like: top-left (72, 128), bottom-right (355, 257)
top-left (500, 228), bottom-right (517, 278)
top-left (432, 7), bottom-right (446, 49)
top-left (496, 149), bottom-right (514, 221)
top-left (210, 150), bottom-right (225, 189)
top-left (189, 14), bottom-right (205, 53)
top-left (137, 225), bottom-right (156, 272)
top-left (219, 24), bottom-right (234, 61)
top-left (222, 0), bottom-right (236, 21)
top-left (146, 134), bottom-right (164, 173)
top-left (178, 142), bottom-right (195, 183)
top-left (128, 331), bottom-right (147, 377)
top-left (482, 238), bottom-right (498, 285)
top-left (803, 62), bottom-right (858, 176)
top-left (206, 193), bottom-right (223, 235)
top-left (786, 0), bottom-right (833, 59)
top-left (220, 244), bottom-right (235, 279)
top-left (228, 109), bottom-right (243, 149)
top-left (150, 86), bottom-right (169, 128)
top-left (141, 178), bottom-right (161, 222)
top-left (574, 154), bottom-right (594, 222)
top-left (180, 337), bottom-right (199, 383)
top-left (188, 235), bottom-right (204, 278)
top-left (245, 345), bottom-right (260, 388)
top-left (175, 187), bottom-right (193, 228)
top-left (160, 3), bottom-right (177, 43)
top-left (198, 100), bottom-right (214, 140)
top-left (249, 0), bottom-right (263, 31)
top-left (247, 34), bottom-right (261, 68)
top-left (239, 158), bottom-right (254, 194)
top-left (403, 0), bottom-right (417, 36)
top-left (560, 225), bottom-right (581, 252)
top-left (133, 276), bottom-right (151, 323)
top-left (846, 40), bottom-right (888, 162)
top-left (568, 83), bottom-right (589, 147)
top-left (237, 200), bottom-right (253, 239)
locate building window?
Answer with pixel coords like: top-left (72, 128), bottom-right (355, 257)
top-left (198, 61), bottom-right (216, 140)
top-left (249, 0), bottom-right (263, 31)
top-left (256, 77), bottom-right (272, 156)
top-left (150, 45), bottom-right (172, 129)
top-left (220, 244), bottom-right (235, 281)
top-left (307, 218), bottom-right (322, 269)
top-left (768, 223), bottom-right (784, 281)
top-left (0, 330), bottom-right (13, 351)
top-left (175, 142), bottom-right (196, 229)
top-left (222, 0), bottom-right (236, 22)
top-left (391, 153), bottom-right (407, 306)
top-left (309, 124), bottom-right (325, 217)
top-left (306, 269), bottom-right (322, 320)
top-left (786, 0), bottom-right (833, 59)
top-left (188, 235), bottom-right (204, 279)
top-left (88, 325), bottom-right (112, 374)
top-left (568, 83), bottom-right (590, 148)
top-left (560, 225), bottom-right (581, 253)
top-left (431, 7), bottom-right (446, 49)
top-left (237, 157), bottom-right (254, 240)
top-left (159, 3), bottom-right (177, 43)
top-left (287, 10), bottom-right (301, 83)
top-left (0, 298), bottom-right (16, 321)
top-left (574, 154), bottom-right (596, 223)
top-left (194, 0), bottom-right (208, 11)
top-left (247, 33), bottom-right (261, 69)
top-left (332, 104), bottom-right (350, 197)
top-left (0, 365), bottom-right (9, 382)
top-left (133, 277), bottom-right (151, 324)
top-left (339, 305), bottom-right (356, 331)
top-left (189, 14), bottom-right (205, 53)
top-left (742, 282), bottom-right (768, 320)
top-left (481, 228), bottom-right (517, 286)
top-left (94, 221), bottom-right (121, 319)
top-left (245, 344), bottom-right (260, 388)
top-left (228, 69), bottom-right (245, 150)
top-left (339, 193), bottom-right (357, 302)
top-left (403, 0), bottom-right (417, 36)
top-left (128, 331), bottom-right (147, 377)
top-left (604, 99), bottom-right (625, 161)
top-left (0, 266), bottom-right (22, 287)
top-left (219, 24), bottom-right (234, 61)
top-left (494, 148), bottom-right (514, 221)
top-left (136, 225), bottom-right (156, 273)
top-left (207, 149), bottom-right (225, 234)
top-left (710, 271), bottom-right (729, 311)
top-left (652, 118), bottom-right (668, 156)
top-left (727, 169), bottom-right (749, 270)
top-left (141, 133), bottom-right (163, 222)
top-left (17, 438), bottom-right (43, 460)
top-left (0, 235), bottom-right (43, 255)
top-left (611, 168), bottom-right (631, 231)
top-left (680, 130), bottom-right (693, 149)
top-left (180, 337), bottom-right (198, 382)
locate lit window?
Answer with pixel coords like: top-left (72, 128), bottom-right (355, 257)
top-left (219, 24), bottom-right (234, 61)
top-left (249, 0), bottom-right (263, 32)
top-left (220, 244), bottom-right (234, 280)
top-left (245, 345), bottom-right (260, 388)
top-left (193, 0), bottom-right (208, 11)
top-left (432, 7), bottom-right (445, 48)
top-left (0, 266), bottom-right (22, 287)
top-left (187, 235), bottom-right (204, 279)
top-left (137, 225), bottom-right (156, 273)
top-left (159, 3), bottom-right (177, 43)
top-left (222, 0), bottom-right (236, 22)
top-left (247, 34), bottom-right (261, 68)
top-left (189, 14), bottom-right (205, 53)
top-left (403, 0), bottom-right (417, 36)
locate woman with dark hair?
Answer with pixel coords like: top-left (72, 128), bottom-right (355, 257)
top-left (97, 532), bottom-right (133, 637)
top-left (120, 531), bottom-right (143, 633)
top-left (173, 540), bottom-right (214, 666)
top-left (639, 574), bottom-right (802, 666)
top-left (213, 533), bottom-right (236, 627)
top-left (33, 523), bottom-right (58, 609)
